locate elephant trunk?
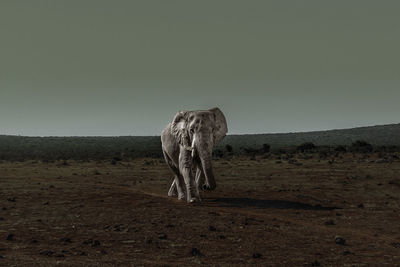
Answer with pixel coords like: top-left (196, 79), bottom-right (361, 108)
top-left (195, 134), bottom-right (216, 190)
top-left (200, 157), bottom-right (216, 190)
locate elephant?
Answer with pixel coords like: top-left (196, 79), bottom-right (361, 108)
top-left (161, 107), bottom-right (228, 203)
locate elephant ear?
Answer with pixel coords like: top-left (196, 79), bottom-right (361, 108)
top-left (209, 107), bottom-right (228, 146)
top-left (171, 110), bottom-right (190, 147)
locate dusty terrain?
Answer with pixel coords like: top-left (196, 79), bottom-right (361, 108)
top-left (0, 154), bottom-right (400, 266)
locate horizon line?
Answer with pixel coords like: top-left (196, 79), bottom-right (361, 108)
top-left (1, 122), bottom-right (398, 138)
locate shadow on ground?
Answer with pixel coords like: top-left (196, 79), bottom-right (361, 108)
top-left (210, 197), bottom-right (339, 210)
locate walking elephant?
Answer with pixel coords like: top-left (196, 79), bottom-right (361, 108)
top-left (161, 107), bottom-right (228, 203)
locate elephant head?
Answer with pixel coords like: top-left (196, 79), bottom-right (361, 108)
top-left (171, 107), bottom-right (228, 190)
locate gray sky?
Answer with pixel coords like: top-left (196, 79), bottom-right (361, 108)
top-left (1, 0), bottom-right (399, 136)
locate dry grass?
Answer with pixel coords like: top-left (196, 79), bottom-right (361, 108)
top-left (0, 154), bottom-right (399, 266)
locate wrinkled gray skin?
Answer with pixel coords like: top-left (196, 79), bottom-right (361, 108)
top-left (161, 107), bottom-right (228, 203)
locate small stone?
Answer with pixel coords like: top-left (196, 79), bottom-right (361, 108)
top-left (358, 203), bottom-right (364, 208)
top-left (7, 197), bottom-right (16, 202)
top-left (324, 220), bottom-right (335, 225)
top-left (311, 260), bottom-right (321, 266)
top-left (252, 253), bottom-right (262, 258)
top-left (209, 226), bottom-right (216, 231)
top-left (218, 235), bottom-right (226, 239)
top-left (6, 234), bottom-right (14, 241)
top-left (121, 240), bottom-right (135, 244)
top-left (60, 237), bottom-right (72, 243)
top-left (343, 250), bottom-right (352, 255)
top-left (390, 242), bottom-right (400, 248)
top-left (158, 233), bottom-right (167, 240)
top-left (83, 239), bottom-right (93, 245)
top-left (190, 247), bottom-right (203, 256)
top-left (335, 236), bottom-right (346, 245)
top-left (40, 250), bottom-right (54, 256)
top-left (91, 240), bottom-right (100, 247)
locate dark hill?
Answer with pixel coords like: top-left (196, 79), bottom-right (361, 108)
top-left (220, 123), bottom-right (400, 150)
top-left (0, 123), bottom-right (399, 160)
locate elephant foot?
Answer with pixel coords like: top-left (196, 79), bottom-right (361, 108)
top-left (202, 184), bottom-right (211, 191)
top-left (202, 183), bottom-right (216, 191)
top-left (189, 197), bottom-right (199, 203)
top-left (194, 192), bottom-right (202, 202)
top-left (178, 194), bottom-right (185, 200)
top-left (168, 191), bottom-right (177, 197)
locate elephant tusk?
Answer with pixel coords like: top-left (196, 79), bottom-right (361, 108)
top-left (183, 145), bottom-right (196, 157)
top-left (191, 134), bottom-right (196, 157)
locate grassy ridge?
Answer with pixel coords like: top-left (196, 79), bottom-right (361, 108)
top-left (1, 123), bottom-right (399, 161)
top-left (0, 135), bottom-right (162, 161)
top-left (220, 123), bottom-right (400, 149)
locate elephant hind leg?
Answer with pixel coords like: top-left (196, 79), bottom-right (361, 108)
top-left (168, 176), bottom-right (185, 200)
top-left (168, 179), bottom-right (177, 197)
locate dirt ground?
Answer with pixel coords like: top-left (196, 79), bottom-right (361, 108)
top-left (0, 154), bottom-right (400, 266)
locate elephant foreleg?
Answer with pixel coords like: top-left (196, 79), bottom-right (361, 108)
top-left (194, 165), bottom-right (204, 200)
top-left (179, 149), bottom-right (197, 203)
top-left (195, 166), bottom-right (205, 189)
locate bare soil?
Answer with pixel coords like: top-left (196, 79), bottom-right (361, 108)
top-left (0, 154), bottom-right (400, 266)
